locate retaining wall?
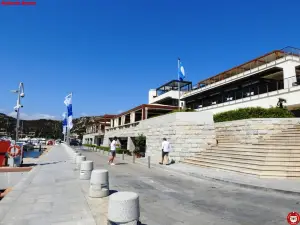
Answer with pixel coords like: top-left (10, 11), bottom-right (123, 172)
top-left (215, 118), bottom-right (300, 144)
top-left (103, 112), bottom-right (216, 162)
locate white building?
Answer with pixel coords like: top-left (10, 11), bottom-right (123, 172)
top-left (82, 114), bottom-right (114, 145)
top-left (150, 47), bottom-right (300, 114)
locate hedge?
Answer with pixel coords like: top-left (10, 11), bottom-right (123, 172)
top-left (213, 107), bottom-right (294, 123)
top-left (83, 144), bottom-right (131, 155)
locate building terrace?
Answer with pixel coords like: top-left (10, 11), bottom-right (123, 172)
top-left (180, 46), bottom-right (300, 113)
top-left (83, 114), bottom-right (115, 145)
top-left (108, 104), bottom-right (179, 131)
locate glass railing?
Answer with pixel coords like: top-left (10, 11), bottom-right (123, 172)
top-left (183, 46), bottom-right (300, 98)
top-left (195, 76), bottom-right (300, 111)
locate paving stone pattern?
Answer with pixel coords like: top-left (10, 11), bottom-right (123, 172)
top-left (0, 145), bottom-right (98, 225)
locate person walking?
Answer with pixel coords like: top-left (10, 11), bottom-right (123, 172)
top-left (159, 138), bottom-right (171, 165)
top-left (108, 136), bottom-right (118, 165)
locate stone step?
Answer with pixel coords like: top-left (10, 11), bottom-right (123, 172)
top-left (217, 143), bottom-right (300, 147)
top-left (199, 151), bottom-right (300, 162)
top-left (217, 140), bottom-right (300, 145)
top-left (192, 155), bottom-right (300, 166)
top-left (217, 136), bottom-right (300, 141)
top-left (181, 160), bottom-right (300, 178)
top-left (282, 130), bottom-right (300, 133)
top-left (183, 158), bottom-right (300, 172)
top-left (200, 149), bottom-right (300, 157)
top-left (217, 139), bottom-right (300, 144)
top-left (214, 144), bottom-right (300, 150)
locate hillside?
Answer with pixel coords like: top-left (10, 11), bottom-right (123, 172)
top-left (0, 113), bottom-right (63, 139)
top-left (0, 113), bottom-right (97, 140)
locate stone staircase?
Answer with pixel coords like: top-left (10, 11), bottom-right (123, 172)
top-left (182, 126), bottom-right (300, 178)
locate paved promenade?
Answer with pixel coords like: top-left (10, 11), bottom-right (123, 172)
top-left (136, 157), bottom-right (300, 195)
top-left (79, 148), bottom-right (300, 225)
top-left (82, 146), bottom-right (300, 195)
top-left (1, 145), bottom-right (300, 224)
top-left (0, 145), bottom-right (99, 225)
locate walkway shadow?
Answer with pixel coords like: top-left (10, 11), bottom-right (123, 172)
top-left (109, 190), bottom-right (118, 195)
top-left (116, 162), bottom-right (128, 165)
top-left (39, 161), bottom-right (65, 166)
top-left (138, 222), bottom-right (147, 225)
top-left (21, 163), bottom-right (37, 167)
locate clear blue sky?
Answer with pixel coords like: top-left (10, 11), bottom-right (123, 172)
top-left (1, 0), bottom-right (300, 120)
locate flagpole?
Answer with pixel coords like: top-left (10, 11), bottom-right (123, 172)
top-left (66, 92), bottom-right (72, 145)
top-left (178, 58), bottom-right (181, 110)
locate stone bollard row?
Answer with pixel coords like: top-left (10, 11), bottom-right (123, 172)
top-left (73, 150), bottom-right (140, 224)
top-left (80, 161), bottom-right (93, 180)
top-left (73, 152), bottom-right (81, 164)
top-left (89, 169), bottom-right (109, 198)
top-left (108, 192), bottom-right (140, 225)
top-left (76, 155), bottom-right (86, 170)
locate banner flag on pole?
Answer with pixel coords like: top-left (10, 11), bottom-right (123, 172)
top-left (62, 112), bottom-right (67, 134)
top-left (64, 93), bottom-right (73, 129)
top-left (178, 58), bottom-right (185, 81)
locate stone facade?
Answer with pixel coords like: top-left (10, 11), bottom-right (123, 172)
top-left (215, 118), bottom-right (300, 144)
top-left (103, 112), bottom-right (216, 162)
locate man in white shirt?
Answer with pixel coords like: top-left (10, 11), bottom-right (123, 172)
top-left (159, 138), bottom-right (171, 165)
top-left (108, 136), bottom-right (118, 165)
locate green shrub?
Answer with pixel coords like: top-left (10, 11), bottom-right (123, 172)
top-left (169, 108), bottom-right (195, 114)
top-left (84, 144), bottom-right (97, 148)
top-left (213, 107), bottom-right (294, 123)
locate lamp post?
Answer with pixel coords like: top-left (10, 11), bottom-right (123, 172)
top-left (11, 82), bottom-right (25, 142)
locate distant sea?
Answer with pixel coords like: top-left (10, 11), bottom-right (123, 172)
top-left (23, 151), bottom-right (41, 158)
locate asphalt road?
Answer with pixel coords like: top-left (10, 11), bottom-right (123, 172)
top-left (78, 148), bottom-right (299, 225)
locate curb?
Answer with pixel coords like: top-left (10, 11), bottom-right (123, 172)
top-left (81, 149), bottom-right (300, 196)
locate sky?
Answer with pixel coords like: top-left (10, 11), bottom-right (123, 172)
top-left (1, 0), bottom-right (300, 120)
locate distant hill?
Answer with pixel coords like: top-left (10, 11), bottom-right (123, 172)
top-left (0, 113), bottom-right (97, 140)
top-left (0, 113), bottom-right (63, 139)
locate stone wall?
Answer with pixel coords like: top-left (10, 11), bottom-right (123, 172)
top-left (215, 118), bottom-right (300, 144)
top-left (103, 112), bottom-right (216, 162)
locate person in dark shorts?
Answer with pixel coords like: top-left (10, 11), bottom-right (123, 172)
top-left (159, 138), bottom-right (171, 165)
top-left (108, 136), bottom-right (117, 165)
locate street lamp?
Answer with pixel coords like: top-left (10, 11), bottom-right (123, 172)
top-left (11, 82), bottom-right (25, 142)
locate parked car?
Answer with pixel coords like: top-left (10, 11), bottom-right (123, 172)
top-left (70, 140), bottom-right (79, 146)
top-left (22, 142), bottom-right (35, 151)
top-left (47, 140), bottom-right (54, 145)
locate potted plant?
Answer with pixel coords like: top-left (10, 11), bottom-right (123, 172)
top-left (134, 133), bottom-right (146, 158)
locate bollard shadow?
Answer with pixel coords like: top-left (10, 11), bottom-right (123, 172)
top-left (138, 222), bottom-right (147, 225)
top-left (109, 190), bottom-right (118, 195)
top-left (38, 161), bottom-right (65, 166)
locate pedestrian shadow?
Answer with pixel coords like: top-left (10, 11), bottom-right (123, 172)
top-left (138, 222), bottom-right (147, 225)
top-left (116, 162), bottom-right (128, 165)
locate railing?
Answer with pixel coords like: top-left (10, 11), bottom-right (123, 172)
top-left (182, 47), bottom-right (300, 98)
top-left (106, 121), bottom-right (140, 131)
top-left (195, 76), bottom-right (300, 111)
top-left (84, 130), bottom-right (105, 135)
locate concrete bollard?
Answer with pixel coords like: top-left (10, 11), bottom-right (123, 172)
top-left (76, 155), bottom-right (86, 170)
top-left (80, 161), bottom-right (94, 180)
top-left (89, 169), bottom-right (109, 198)
top-left (73, 152), bottom-right (81, 164)
top-left (107, 192), bottom-right (140, 225)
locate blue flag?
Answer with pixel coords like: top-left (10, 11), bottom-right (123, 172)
top-left (62, 112), bottom-right (67, 134)
top-left (64, 93), bottom-right (73, 129)
top-left (178, 60), bottom-right (185, 81)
